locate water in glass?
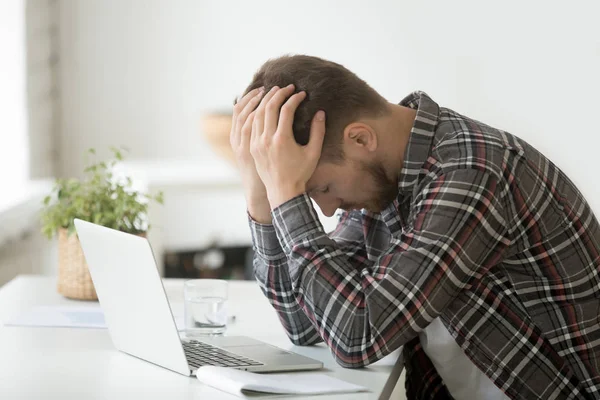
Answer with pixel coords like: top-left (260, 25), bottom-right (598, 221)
top-left (184, 295), bottom-right (227, 335)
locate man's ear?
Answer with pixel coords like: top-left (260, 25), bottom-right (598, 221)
top-left (343, 123), bottom-right (378, 154)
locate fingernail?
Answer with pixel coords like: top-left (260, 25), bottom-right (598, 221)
top-left (271, 86), bottom-right (279, 92)
top-left (316, 110), bottom-right (325, 121)
top-left (287, 83), bottom-right (294, 89)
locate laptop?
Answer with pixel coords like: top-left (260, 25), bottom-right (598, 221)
top-left (74, 218), bottom-right (323, 376)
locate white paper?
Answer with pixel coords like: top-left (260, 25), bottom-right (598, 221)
top-left (196, 366), bottom-right (368, 397)
top-left (4, 306), bottom-right (185, 330)
top-left (4, 306), bottom-right (107, 328)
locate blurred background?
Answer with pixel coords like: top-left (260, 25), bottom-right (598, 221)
top-left (1, 0), bottom-right (599, 286)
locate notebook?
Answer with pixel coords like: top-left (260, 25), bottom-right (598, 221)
top-left (196, 366), bottom-right (368, 397)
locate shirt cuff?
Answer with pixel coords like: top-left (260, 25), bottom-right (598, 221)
top-left (247, 213), bottom-right (287, 261)
top-left (272, 193), bottom-right (326, 255)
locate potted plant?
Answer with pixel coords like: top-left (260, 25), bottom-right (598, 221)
top-left (41, 148), bottom-right (163, 300)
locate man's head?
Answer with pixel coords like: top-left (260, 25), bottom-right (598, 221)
top-left (244, 54), bottom-right (405, 216)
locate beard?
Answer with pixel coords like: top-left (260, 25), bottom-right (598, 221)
top-left (340, 160), bottom-right (398, 213)
top-left (364, 160), bottom-right (399, 211)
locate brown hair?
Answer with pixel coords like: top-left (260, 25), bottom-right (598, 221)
top-left (242, 54), bottom-right (388, 162)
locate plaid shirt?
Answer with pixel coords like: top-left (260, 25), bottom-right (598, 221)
top-left (249, 91), bottom-right (600, 399)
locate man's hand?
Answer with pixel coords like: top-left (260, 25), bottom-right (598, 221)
top-left (230, 87), bottom-right (273, 224)
top-left (250, 84), bottom-right (326, 209)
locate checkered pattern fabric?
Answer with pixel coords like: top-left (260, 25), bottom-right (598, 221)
top-left (250, 91), bottom-right (600, 399)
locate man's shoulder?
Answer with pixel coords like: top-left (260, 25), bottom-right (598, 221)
top-left (428, 107), bottom-right (523, 182)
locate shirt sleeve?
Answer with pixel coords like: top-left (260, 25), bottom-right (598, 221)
top-left (248, 215), bottom-right (323, 345)
top-left (249, 207), bottom-right (372, 347)
top-left (271, 168), bottom-right (511, 368)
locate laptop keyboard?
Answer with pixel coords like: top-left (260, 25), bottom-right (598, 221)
top-left (182, 340), bottom-right (264, 369)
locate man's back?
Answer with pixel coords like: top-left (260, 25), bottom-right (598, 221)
top-left (436, 105), bottom-right (600, 396)
top-left (387, 96), bottom-right (600, 398)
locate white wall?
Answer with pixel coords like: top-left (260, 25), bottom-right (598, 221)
top-left (58, 0), bottom-right (600, 207)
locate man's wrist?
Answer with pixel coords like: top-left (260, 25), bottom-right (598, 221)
top-left (268, 183), bottom-right (306, 210)
top-left (246, 193), bottom-right (273, 224)
top-left (245, 190), bottom-right (267, 205)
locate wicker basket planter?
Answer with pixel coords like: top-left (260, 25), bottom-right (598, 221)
top-left (57, 228), bottom-right (146, 301)
top-left (57, 228), bottom-right (97, 300)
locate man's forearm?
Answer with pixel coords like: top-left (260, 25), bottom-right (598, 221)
top-left (248, 215), bottom-right (323, 346)
top-left (253, 254), bottom-right (323, 346)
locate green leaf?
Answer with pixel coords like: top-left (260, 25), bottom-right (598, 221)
top-left (155, 191), bottom-right (164, 205)
top-left (39, 146), bottom-right (162, 239)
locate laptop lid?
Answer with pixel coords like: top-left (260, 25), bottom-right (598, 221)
top-left (74, 219), bottom-right (190, 376)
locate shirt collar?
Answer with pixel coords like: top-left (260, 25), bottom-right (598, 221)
top-left (396, 91), bottom-right (440, 194)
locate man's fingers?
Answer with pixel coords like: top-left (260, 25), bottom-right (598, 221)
top-left (231, 87), bottom-right (263, 141)
top-left (241, 110), bottom-right (256, 145)
top-left (308, 110), bottom-right (326, 156)
top-left (233, 87), bottom-right (262, 115)
top-left (264, 84), bottom-right (295, 135)
top-left (237, 88), bottom-right (264, 128)
top-left (254, 86), bottom-right (280, 137)
top-left (277, 91), bottom-right (307, 134)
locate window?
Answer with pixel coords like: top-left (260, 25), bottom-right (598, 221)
top-left (0, 0), bottom-right (29, 195)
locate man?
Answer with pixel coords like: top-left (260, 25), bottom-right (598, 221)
top-left (230, 54), bottom-right (600, 399)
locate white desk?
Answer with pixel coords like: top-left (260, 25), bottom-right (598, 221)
top-left (0, 276), bottom-right (404, 399)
